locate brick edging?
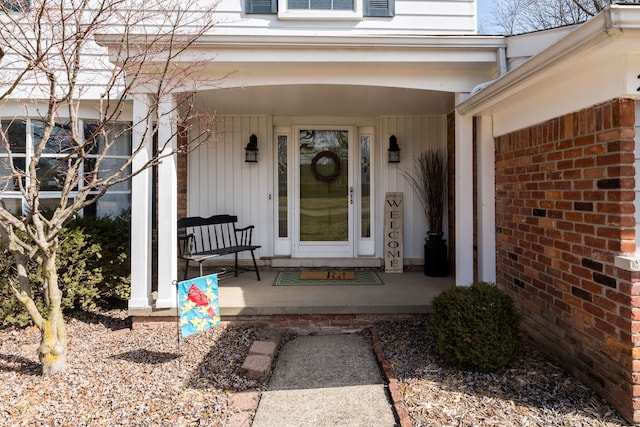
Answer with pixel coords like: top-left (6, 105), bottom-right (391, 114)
top-left (370, 327), bottom-right (413, 427)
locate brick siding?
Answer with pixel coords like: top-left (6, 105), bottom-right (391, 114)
top-left (132, 313), bottom-right (428, 335)
top-left (494, 98), bottom-right (640, 423)
top-left (177, 128), bottom-right (188, 220)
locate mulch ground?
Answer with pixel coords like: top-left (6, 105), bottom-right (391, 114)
top-left (0, 309), bottom-right (632, 426)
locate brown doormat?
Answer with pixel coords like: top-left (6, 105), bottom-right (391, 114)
top-left (273, 271), bottom-right (383, 286)
top-left (299, 271), bottom-right (356, 280)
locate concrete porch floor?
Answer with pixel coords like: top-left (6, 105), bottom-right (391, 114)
top-left (216, 270), bottom-right (456, 316)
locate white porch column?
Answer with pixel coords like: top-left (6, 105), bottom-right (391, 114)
top-left (155, 94), bottom-right (178, 308)
top-left (476, 114), bottom-right (496, 283)
top-left (455, 96), bottom-right (474, 286)
top-left (129, 94), bottom-right (153, 310)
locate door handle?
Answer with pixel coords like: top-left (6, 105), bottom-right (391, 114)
top-left (350, 186), bottom-right (353, 204)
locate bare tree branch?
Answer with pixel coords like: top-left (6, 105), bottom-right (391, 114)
top-left (490, 0), bottom-right (611, 34)
top-left (0, 0), bottom-right (220, 374)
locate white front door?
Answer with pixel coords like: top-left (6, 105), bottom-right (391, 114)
top-left (293, 127), bottom-right (354, 257)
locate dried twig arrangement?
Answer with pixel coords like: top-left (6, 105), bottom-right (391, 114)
top-left (403, 149), bottom-right (447, 234)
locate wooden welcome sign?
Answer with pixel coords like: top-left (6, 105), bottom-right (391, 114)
top-left (384, 192), bottom-right (403, 273)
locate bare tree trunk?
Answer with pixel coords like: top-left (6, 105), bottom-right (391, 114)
top-left (39, 314), bottom-right (67, 375)
top-left (38, 253), bottom-right (67, 375)
top-left (0, 0), bottom-right (218, 376)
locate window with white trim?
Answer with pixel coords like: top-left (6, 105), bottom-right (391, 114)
top-left (0, 119), bottom-right (131, 218)
top-left (246, 0), bottom-right (393, 18)
top-left (1, 0), bottom-right (30, 12)
top-left (289, 0), bottom-right (353, 10)
top-left (277, 134), bottom-right (289, 238)
top-left (278, 0), bottom-right (362, 19)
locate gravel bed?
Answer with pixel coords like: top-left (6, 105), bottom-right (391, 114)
top-left (375, 319), bottom-right (631, 427)
top-left (0, 308), bottom-right (263, 426)
top-left (0, 310), bottom-right (633, 426)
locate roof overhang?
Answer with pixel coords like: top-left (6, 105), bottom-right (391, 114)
top-left (95, 33), bottom-right (508, 93)
top-left (457, 5), bottom-right (640, 136)
top-left (97, 32), bottom-right (507, 53)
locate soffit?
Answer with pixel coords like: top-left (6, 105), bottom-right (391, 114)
top-left (194, 84), bottom-right (455, 116)
top-left (96, 33), bottom-right (504, 93)
top-left (192, 61), bottom-right (497, 93)
top-left (458, 6), bottom-right (640, 118)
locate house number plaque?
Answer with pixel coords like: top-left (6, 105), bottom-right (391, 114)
top-left (384, 192), bottom-right (403, 273)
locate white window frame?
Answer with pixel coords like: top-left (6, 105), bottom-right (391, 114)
top-left (277, 0), bottom-right (363, 20)
top-left (357, 127), bottom-right (375, 256)
top-left (273, 127), bottom-right (292, 256)
top-left (0, 118), bottom-right (132, 218)
top-left (82, 121), bottom-right (132, 218)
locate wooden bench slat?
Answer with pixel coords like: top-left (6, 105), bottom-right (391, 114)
top-left (177, 214), bottom-right (261, 281)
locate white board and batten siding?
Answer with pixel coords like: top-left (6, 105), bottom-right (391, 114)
top-left (188, 114), bottom-right (447, 261)
top-left (378, 115), bottom-right (447, 262)
top-left (188, 115), bottom-right (274, 260)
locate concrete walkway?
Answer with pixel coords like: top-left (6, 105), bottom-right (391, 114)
top-left (252, 334), bottom-right (397, 427)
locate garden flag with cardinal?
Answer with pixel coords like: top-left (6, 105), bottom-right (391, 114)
top-left (177, 274), bottom-right (221, 338)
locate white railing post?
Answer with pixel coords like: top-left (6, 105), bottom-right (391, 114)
top-left (129, 94), bottom-right (153, 310)
top-left (455, 97), bottom-right (474, 286)
top-left (477, 114), bottom-right (496, 283)
top-left (155, 94), bottom-right (178, 308)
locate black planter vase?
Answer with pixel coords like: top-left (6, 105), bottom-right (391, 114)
top-left (424, 232), bottom-right (448, 277)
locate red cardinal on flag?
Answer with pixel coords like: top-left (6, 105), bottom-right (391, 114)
top-left (187, 284), bottom-right (216, 317)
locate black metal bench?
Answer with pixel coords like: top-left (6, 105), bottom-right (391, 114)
top-left (177, 214), bottom-right (261, 280)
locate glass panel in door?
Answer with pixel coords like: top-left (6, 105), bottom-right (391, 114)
top-left (298, 130), bottom-right (350, 250)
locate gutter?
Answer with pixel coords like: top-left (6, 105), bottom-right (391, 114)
top-left (457, 5), bottom-right (640, 115)
top-left (96, 33), bottom-right (508, 51)
top-left (470, 46), bottom-right (507, 95)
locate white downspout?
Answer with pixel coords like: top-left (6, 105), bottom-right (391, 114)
top-left (497, 47), bottom-right (507, 76)
top-left (462, 46), bottom-right (505, 284)
top-left (471, 46), bottom-right (508, 95)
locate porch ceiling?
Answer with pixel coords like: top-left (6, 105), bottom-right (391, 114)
top-left (194, 84), bottom-right (455, 116)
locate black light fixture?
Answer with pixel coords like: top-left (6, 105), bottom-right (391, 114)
top-left (388, 135), bottom-right (400, 163)
top-left (245, 134), bottom-right (258, 163)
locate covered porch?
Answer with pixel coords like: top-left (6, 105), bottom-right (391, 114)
top-left (131, 268), bottom-right (455, 329)
top-left (121, 34), bottom-right (504, 315)
top-left (217, 269), bottom-right (455, 317)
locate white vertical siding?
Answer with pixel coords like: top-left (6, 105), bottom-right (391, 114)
top-left (188, 115), bottom-right (273, 259)
top-left (379, 115), bottom-right (447, 260)
top-left (190, 114), bottom-right (446, 260)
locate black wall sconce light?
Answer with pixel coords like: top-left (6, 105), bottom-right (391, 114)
top-left (388, 135), bottom-right (400, 163)
top-left (245, 134), bottom-right (258, 163)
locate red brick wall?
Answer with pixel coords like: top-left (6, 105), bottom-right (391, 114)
top-left (177, 129), bottom-right (188, 220)
top-left (495, 98), bottom-right (640, 423)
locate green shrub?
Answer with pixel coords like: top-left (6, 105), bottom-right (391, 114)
top-left (430, 282), bottom-right (521, 373)
top-left (0, 227), bottom-right (103, 327)
top-left (0, 213), bottom-right (130, 327)
top-left (67, 213), bottom-right (131, 302)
